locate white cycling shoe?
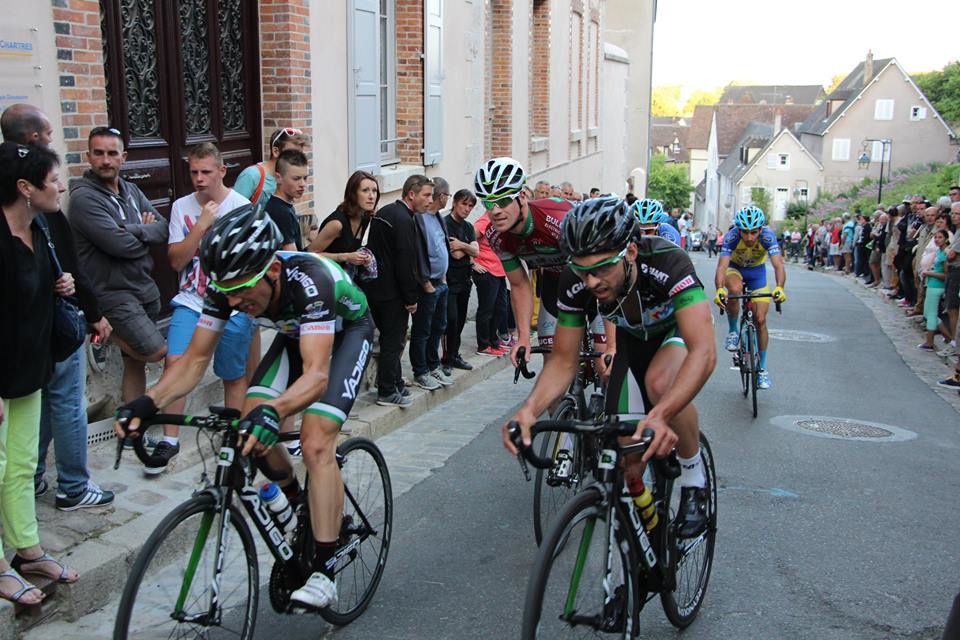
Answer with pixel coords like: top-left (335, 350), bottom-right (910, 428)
top-left (724, 332), bottom-right (739, 352)
top-left (290, 572), bottom-right (337, 609)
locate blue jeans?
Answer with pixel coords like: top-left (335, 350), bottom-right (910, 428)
top-left (409, 283), bottom-right (448, 376)
top-left (38, 345), bottom-right (89, 497)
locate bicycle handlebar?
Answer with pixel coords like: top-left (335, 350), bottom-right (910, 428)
top-left (513, 346), bottom-right (612, 384)
top-left (718, 292), bottom-right (782, 315)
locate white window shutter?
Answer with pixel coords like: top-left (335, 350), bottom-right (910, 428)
top-left (832, 138), bottom-right (850, 161)
top-left (423, 0), bottom-right (444, 166)
top-left (766, 153), bottom-right (777, 169)
top-left (874, 99), bottom-right (894, 120)
top-left (351, 0), bottom-right (380, 173)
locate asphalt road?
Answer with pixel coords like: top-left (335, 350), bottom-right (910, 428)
top-left (254, 253), bottom-right (958, 639)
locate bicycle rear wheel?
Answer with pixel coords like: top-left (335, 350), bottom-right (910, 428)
top-left (321, 437), bottom-right (393, 625)
top-left (533, 397), bottom-right (583, 545)
top-left (113, 494), bottom-right (258, 640)
top-left (747, 324), bottom-right (758, 418)
top-left (522, 488), bottom-right (634, 639)
top-left (659, 433), bottom-right (717, 628)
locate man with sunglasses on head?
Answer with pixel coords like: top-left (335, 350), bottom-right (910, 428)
top-left (474, 157), bottom-right (605, 365)
top-left (713, 205), bottom-right (786, 390)
top-left (115, 204), bottom-right (374, 610)
top-left (503, 197), bottom-right (716, 538)
top-left (234, 127), bottom-right (310, 211)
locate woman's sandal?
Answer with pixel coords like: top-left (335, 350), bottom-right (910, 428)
top-left (0, 569), bottom-right (44, 605)
top-left (11, 553), bottom-right (79, 584)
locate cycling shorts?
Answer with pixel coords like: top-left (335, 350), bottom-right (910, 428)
top-left (605, 326), bottom-right (685, 423)
top-left (246, 312), bottom-right (374, 426)
top-left (537, 271), bottom-right (605, 347)
top-left (725, 264), bottom-right (770, 302)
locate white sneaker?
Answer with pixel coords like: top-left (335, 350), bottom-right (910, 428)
top-left (429, 367), bottom-right (454, 386)
top-left (290, 572), bottom-right (337, 609)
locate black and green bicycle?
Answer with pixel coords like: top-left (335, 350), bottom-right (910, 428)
top-left (112, 408), bottom-right (392, 639)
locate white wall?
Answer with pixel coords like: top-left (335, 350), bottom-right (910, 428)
top-left (737, 133), bottom-right (822, 222)
top-left (601, 44), bottom-right (630, 195)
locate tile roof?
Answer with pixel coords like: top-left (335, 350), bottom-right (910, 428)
top-left (719, 85), bottom-right (825, 106)
top-left (718, 122), bottom-right (774, 180)
top-left (687, 104), bottom-right (817, 154)
top-left (797, 58), bottom-right (894, 136)
top-left (650, 120), bottom-right (691, 162)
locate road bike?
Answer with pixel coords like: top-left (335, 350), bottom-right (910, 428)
top-left (509, 417), bottom-right (717, 638)
top-left (514, 343), bottom-right (609, 545)
top-left (112, 408), bottom-right (392, 639)
top-left (721, 291), bottom-right (781, 418)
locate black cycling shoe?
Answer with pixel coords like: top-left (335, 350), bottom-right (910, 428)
top-left (675, 486), bottom-right (709, 538)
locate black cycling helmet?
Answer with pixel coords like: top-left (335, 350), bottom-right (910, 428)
top-left (559, 196), bottom-right (637, 258)
top-left (200, 203), bottom-right (283, 283)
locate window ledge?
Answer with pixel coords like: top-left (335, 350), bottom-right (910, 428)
top-left (530, 136), bottom-right (549, 153)
top-left (378, 163), bottom-right (425, 194)
top-left (569, 129), bottom-right (584, 142)
top-left (587, 126), bottom-right (599, 139)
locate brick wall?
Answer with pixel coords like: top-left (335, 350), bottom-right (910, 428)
top-left (530, 0), bottom-right (550, 145)
top-left (259, 0), bottom-right (315, 213)
top-left (490, 0), bottom-right (513, 158)
top-left (396, 0), bottom-right (424, 164)
top-left (52, 0), bottom-right (109, 177)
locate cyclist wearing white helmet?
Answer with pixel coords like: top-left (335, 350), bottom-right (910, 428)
top-left (114, 204), bottom-right (375, 611)
top-left (474, 157), bottom-right (605, 364)
top-left (713, 205), bottom-right (786, 389)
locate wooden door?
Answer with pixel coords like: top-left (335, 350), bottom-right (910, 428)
top-left (100, 0), bottom-right (262, 307)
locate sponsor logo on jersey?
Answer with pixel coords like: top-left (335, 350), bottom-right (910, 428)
top-left (338, 296), bottom-right (363, 313)
top-left (303, 300), bottom-right (330, 321)
top-left (286, 265), bottom-right (319, 298)
top-left (565, 280), bottom-right (586, 299)
top-left (640, 263), bottom-right (669, 284)
top-left (301, 321), bottom-right (335, 335)
top-left (668, 275), bottom-right (695, 296)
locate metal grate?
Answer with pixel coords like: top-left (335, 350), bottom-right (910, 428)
top-left (768, 329), bottom-right (835, 343)
top-left (88, 417), bottom-right (117, 446)
top-left (795, 419), bottom-right (892, 439)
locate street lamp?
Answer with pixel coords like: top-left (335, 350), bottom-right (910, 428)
top-left (861, 138), bottom-right (892, 204)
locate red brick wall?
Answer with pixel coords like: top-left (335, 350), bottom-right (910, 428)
top-left (52, 0), bottom-right (109, 178)
top-left (259, 0), bottom-right (314, 213)
top-left (396, 0), bottom-right (424, 164)
top-left (530, 0), bottom-right (550, 143)
top-left (490, 0), bottom-right (513, 158)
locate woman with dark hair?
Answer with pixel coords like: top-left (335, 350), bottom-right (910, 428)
top-left (0, 142), bottom-right (80, 604)
top-left (309, 170), bottom-right (377, 277)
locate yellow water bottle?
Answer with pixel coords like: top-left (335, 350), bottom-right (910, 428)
top-left (632, 484), bottom-right (658, 531)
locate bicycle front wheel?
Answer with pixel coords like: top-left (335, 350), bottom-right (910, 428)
top-left (321, 437), bottom-right (393, 626)
top-left (522, 488), bottom-right (634, 639)
top-left (738, 327), bottom-right (750, 398)
top-left (533, 397), bottom-right (583, 545)
top-left (660, 433), bottom-right (717, 628)
top-left (747, 324), bottom-right (758, 418)
top-left (113, 494), bottom-right (258, 640)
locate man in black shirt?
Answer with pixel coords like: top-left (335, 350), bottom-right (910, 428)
top-left (442, 189), bottom-right (480, 374)
top-left (264, 149), bottom-right (308, 250)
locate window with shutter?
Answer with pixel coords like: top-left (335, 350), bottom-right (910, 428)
top-left (874, 99), bottom-right (894, 120)
top-left (767, 153), bottom-right (777, 169)
top-left (350, 0), bottom-right (382, 173)
top-left (778, 154), bottom-right (790, 170)
top-left (910, 105), bottom-right (927, 121)
top-left (423, 0), bottom-right (443, 166)
top-left (832, 138), bottom-right (850, 161)
top-left (871, 140), bottom-right (890, 163)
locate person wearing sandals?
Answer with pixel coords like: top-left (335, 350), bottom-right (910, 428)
top-left (0, 142), bottom-right (80, 605)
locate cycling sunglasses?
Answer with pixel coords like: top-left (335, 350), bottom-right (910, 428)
top-left (270, 127), bottom-right (304, 148)
top-left (208, 258), bottom-right (274, 294)
top-left (568, 247), bottom-right (627, 275)
top-left (481, 195), bottom-right (518, 211)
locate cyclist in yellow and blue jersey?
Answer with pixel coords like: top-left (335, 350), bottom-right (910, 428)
top-left (713, 205), bottom-right (786, 389)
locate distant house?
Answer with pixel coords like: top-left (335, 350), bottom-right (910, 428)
top-left (797, 52), bottom-right (957, 195)
top-left (651, 116), bottom-right (690, 163)
top-left (718, 122), bottom-right (824, 225)
top-left (719, 84), bottom-right (825, 106)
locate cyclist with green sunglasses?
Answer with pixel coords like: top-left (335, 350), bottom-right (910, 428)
top-left (114, 204), bottom-right (374, 610)
top-left (504, 197), bottom-right (716, 538)
top-left (474, 157), bottom-right (606, 367)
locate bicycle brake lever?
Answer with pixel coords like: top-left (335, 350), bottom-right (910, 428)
top-left (113, 436), bottom-right (124, 470)
top-left (516, 453), bottom-right (530, 481)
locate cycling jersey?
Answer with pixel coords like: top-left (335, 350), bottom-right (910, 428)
top-left (656, 222), bottom-right (681, 247)
top-left (200, 252), bottom-right (368, 338)
top-left (720, 226), bottom-right (781, 268)
top-left (556, 236), bottom-right (706, 341)
top-left (484, 198), bottom-right (572, 274)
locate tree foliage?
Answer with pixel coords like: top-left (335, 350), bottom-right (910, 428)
top-left (646, 154), bottom-right (693, 210)
top-left (914, 62), bottom-right (960, 124)
top-left (750, 187), bottom-right (772, 217)
top-left (825, 73), bottom-right (845, 95)
top-left (651, 85), bottom-right (683, 117)
top-left (682, 87), bottom-right (723, 115)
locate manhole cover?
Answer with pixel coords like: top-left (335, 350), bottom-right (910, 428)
top-left (768, 329), bottom-right (835, 343)
top-left (770, 415), bottom-right (916, 442)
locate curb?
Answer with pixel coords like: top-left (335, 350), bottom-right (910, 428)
top-left (11, 347), bottom-right (512, 636)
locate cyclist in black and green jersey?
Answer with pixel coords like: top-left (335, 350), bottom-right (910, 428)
top-left (504, 197), bottom-right (717, 537)
top-left (114, 205), bottom-right (373, 610)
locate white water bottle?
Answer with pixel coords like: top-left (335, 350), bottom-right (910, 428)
top-left (259, 483), bottom-right (298, 535)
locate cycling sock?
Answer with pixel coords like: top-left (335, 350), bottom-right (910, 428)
top-left (759, 350), bottom-right (767, 370)
top-left (162, 436), bottom-right (179, 446)
top-left (678, 450), bottom-right (706, 488)
top-left (280, 478), bottom-right (301, 501)
top-left (727, 315), bottom-right (738, 334)
top-left (314, 541), bottom-right (338, 580)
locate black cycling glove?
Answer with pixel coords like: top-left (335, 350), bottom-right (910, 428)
top-left (240, 404), bottom-right (281, 448)
top-left (116, 395), bottom-right (159, 433)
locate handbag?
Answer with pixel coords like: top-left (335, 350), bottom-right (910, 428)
top-left (355, 216), bottom-right (378, 281)
top-left (36, 215), bottom-right (86, 362)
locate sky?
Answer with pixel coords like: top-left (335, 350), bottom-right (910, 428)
top-left (652, 0), bottom-right (960, 94)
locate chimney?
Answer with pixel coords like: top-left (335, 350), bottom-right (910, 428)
top-left (774, 109), bottom-right (782, 134)
top-left (784, 95), bottom-right (794, 105)
top-left (863, 50), bottom-right (874, 85)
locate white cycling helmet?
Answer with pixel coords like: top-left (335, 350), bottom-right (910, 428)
top-left (474, 157), bottom-right (527, 200)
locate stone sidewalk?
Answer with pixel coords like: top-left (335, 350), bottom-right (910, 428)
top-left (0, 318), bottom-right (513, 639)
